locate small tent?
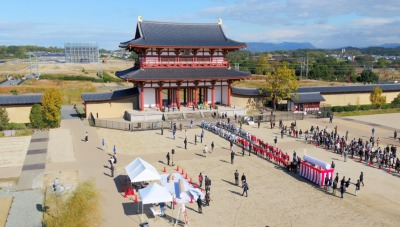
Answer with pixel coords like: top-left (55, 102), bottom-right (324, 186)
top-left (125, 157), bottom-right (161, 183)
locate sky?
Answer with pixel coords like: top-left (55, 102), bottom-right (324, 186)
top-left (1, 0), bottom-right (400, 50)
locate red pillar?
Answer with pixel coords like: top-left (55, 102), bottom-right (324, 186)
top-left (195, 86), bottom-right (198, 106)
top-left (177, 86), bottom-right (181, 108)
top-left (159, 84), bottom-right (163, 109)
top-left (211, 83), bottom-right (215, 108)
top-left (140, 82), bottom-right (145, 111)
top-left (227, 81), bottom-right (231, 107)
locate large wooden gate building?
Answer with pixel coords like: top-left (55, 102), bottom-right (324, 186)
top-left (116, 17), bottom-right (251, 111)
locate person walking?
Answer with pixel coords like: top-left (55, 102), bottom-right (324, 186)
top-left (345, 178), bottom-right (351, 188)
top-left (184, 138), bottom-right (187, 149)
top-left (113, 145), bottom-right (116, 155)
top-left (166, 152), bottom-right (170, 166)
top-left (108, 156), bottom-right (114, 168)
top-left (332, 180), bottom-right (338, 195)
top-left (258, 121), bottom-right (260, 129)
top-left (205, 192), bottom-right (211, 206)
top-left (113, 154), bottom-right (117, 164)
top-left (242, 181), bottom-right (249, 197)
top-left (231, 149), bottom-right (235, 164)
top-left (200, 131), bottom-right (204, 143)
top-left (324, 176), bottom-right (329, 190)
top-left (344, 149), bottom-right (348, 162)
top-left (172, 129), bottom-right (176, 140)
top-left (197, 196), bottom-right (202, 213)
top-left (372, 127), bottom-right (375, 136)
top-left (85, 132), bottom-right (88, 142)
top-left (241, 173), bottom-right (246, 186)
top-left (195, 134), bottom-right (197, 145)
top-left (161, 125), bottom-right (164, 135)
top-left (190, 119), bottom-right (193, 128)
top-left (234, 170), bottom-right (239, 186)
top-left (102, 138), bottom-right (105, 151)
top-left (203, 145), bottom-right (208, 157)
top-left (360, 172), bottom-right (364, 186)
top-left (198, 173), bottom-right (203, 188)
top-left (355, 180), bottom-right (360, 196)
top-left (274, 136), bottom-right (278, 147)
top-left (211, 141), bottom-right (214, 152)
top-left (340, 184), bottom-right (346, 199)
top-left (329, 114), bottom-right (333, 123)
top-left (394, 130), bottom-right (397, 140)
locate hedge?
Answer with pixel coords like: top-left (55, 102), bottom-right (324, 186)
top-left (331, 103), bottom-right (400, 112)
top-left (40, 73), bottom-right (120, 83)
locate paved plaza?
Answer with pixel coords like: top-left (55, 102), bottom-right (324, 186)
top-left (0, 113), bottom-right (400, 226)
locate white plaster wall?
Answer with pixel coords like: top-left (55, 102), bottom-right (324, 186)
top-left (214, 85), bottom-right (222, 103)
top-left (222, 85), bottom-right (228, 104)
top-left (143, 88), bottom-right (156, 108)
top-left (207, 88), bottom-right (212, 104)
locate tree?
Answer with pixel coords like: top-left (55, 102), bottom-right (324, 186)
top-left (0, 107), bottom-right (9, 130)
top-left (370, 86), bottom-right (386, 109)
top-left (391, 93), bottom-right (400, 107)
top-left (260, 65), bottom-right (299, 110)
top-left (42, 88), bottom-right (62, 128)
top-left (30, 104), bottom-right (45, 129)
top-left (357, 70), bottom-right (379, 84)
top-left (255, 54), bottom-right (270, 75)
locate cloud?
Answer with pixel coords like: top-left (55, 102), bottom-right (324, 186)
top-left (352, 18), bottom-right (395, 26)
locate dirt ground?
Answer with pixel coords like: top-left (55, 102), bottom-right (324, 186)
top-left (0, 60), bottom-right (132, 77)
top-left (0, 197), bottom-right (13, 226)
top-left (97, 113), bottom-right (400, 227)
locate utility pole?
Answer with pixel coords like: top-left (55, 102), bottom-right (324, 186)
top-left (300, 57), bottom-right (304, 80)
top-left (305, 54), bottom-right (309, 80)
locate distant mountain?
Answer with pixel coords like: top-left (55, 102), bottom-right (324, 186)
top-left (378, 43), bottom-right (400, 48)
top-left (245, 42), bottom-right (316, 52)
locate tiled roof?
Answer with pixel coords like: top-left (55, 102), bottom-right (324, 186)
top-left (116, 67), bottom-right (251, 81)
top-left (297, 84), bottom-right (400, 93)
top-left (82, 87), bottom-right (139, 102)
top-left (232, 84), bottom-right (400, 96)
top-left (290, 92), bottom-right (325, 103)
top-left (0, 94), bottom-right (42, 105)
top-left (120, 20), bottom-right (246, 48)
top-left (231, 87), bottom-right (262, 96)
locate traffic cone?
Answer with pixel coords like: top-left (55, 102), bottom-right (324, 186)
top-left (190, 196), bottom-right (193, 204)
top-left (185, 173), bottom-right (188, 179)
top-left (190, 178), bottom-right (193, 184)
top-left (181, 169), bottom-right (184, 175)
top-left (134, 195), bottom-right (138, 203)
top-left (163, 167), bottom-right (166, 173)
top-left (388, 167), bottom-right (392, 174)
top-left (176, 165), bottom-right (179, 171)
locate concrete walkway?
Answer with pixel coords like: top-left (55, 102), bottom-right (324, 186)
top-left (16, 131), bottom-right (49, 191)
top-left (4, 132), bottom-right (49, 227)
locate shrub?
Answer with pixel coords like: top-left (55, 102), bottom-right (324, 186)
top-left (30, 104), bottom-right (46, 129)
top-left (44, 179), bottom-right (101, 227)
top-left (0, 107), bottom-right (9, 131)
top-left (5, 123), bottom-right (27, 130)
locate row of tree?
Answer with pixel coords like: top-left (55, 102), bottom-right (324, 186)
top-left (0, 46), bottom-right (64, 59)
top-left (227, 51), bottom-right (385, 83)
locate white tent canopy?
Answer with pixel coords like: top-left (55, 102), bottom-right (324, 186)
top-left (139, 182), bottom-right (173, 204)
top-left (125, 157), bottom-right (161, 183)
